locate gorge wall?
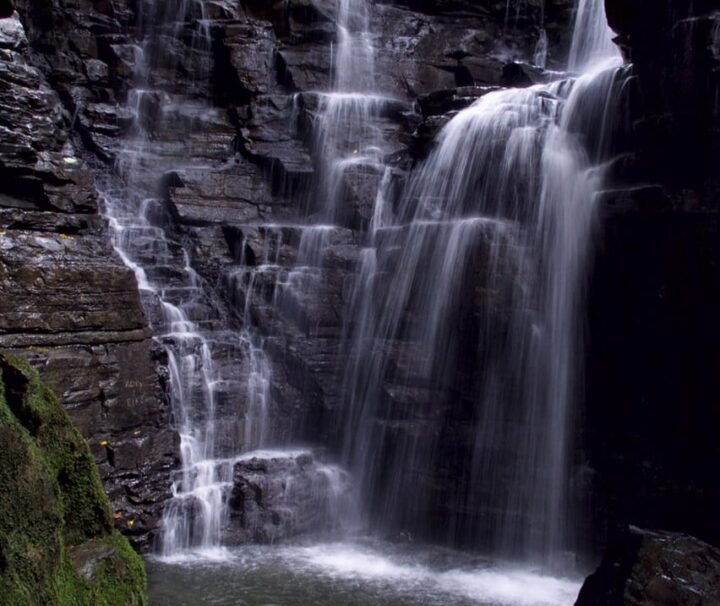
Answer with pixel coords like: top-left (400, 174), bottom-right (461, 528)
top-left (0, 0), bottom-right (718, 560)
top-left (584, 0), bottom-right (720, 550)
top-left (0, 2), bottom-right (176, 550)
top-left (0, 0), bottom-right (576, 549)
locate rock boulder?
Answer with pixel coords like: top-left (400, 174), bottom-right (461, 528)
top-left (576, 527), bottom-right (720, 606)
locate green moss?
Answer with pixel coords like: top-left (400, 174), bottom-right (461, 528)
top-left (0, 354), bottom-right (148, 606)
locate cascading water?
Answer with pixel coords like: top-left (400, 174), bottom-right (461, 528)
top-left (80, 0), bottom-right (644, 600)
top-left (107, 0), bottom-right (362, 558)
top-left (108, 0), bottom-right (625, 585)
top-left (301, 0), bottom-right (403, 228)
top-left (333, 0), bottom-right (375, 92)
top-left (568, 0), bottom-right (620, 71)
top-left (335, 0), bottom-right (624, 564)
top-left (103, 0), bottom-right (278, 557)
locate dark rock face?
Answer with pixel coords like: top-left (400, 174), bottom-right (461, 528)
top-left (603, 0), bottom-right (719, 195)
top-left (0, 0), bottom-right (14, 19)
top-left (0, 11), bottom-right (178, 549)
top-left (583, 3), bottom-right (720, 551)
top-left (586, 201), bottom-right (720, 550)
top-left (4, 0), bottom-right (716, 565)
top-left (575, 527), bottom-right (720, 606)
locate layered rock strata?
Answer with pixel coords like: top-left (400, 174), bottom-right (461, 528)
top-left (0, 9), bottom-right (177, 549)
top-left (4, 0), bottom-right (718, 559)
top-left (3, 0), bottom-right (574, 547)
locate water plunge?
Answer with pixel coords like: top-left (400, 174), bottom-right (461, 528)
top-left (332, 0), bottom-right (624, 563)
top-left (107, 0), bottom-right (625, 585)
top-left (148, 540), bottom-right (582, 605)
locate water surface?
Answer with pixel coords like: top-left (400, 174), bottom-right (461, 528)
top-left (147, 540), bottom-right (581, 605)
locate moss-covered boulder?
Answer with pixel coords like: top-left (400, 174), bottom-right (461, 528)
top-left (0, 354), bottom-right (147, 606)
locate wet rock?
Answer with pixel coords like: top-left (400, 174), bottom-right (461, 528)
top-left (341, 162), bottom-right (386, 228)
top-left (410, 113), bottom-right (453, 158)
top-left (226, 451), bottom-right (352, 544)
top-left (0, 231), bottom-right (145, 334)
top-left (278, 43), bottom-right (332, 91)
top-left (603, 0), bottom-right (719, 194)
top-left (286, 0), bottom-right (336, 24)
top-left (0, 12), bottom-right (25, 48)
top-left (371, 1), bottom-right (572, 96)
top-left (584, 1), bottom-right (720, 554)
top-left (0, 6), bottom-right (177, 549)
top-left (575, 527), bottom-right (720, 606)
top-left (0, 58), bottom-right (64, 166)
top-left (417, 85), bottom-right (500, 116)
top-left (217, 19), bottom-right (277, 97)
top-left (501, 61), bottom-right (552, 87)
top-left (239, 94), bottom-right (314, 201)
top-left (166, 161), bottom-right (274, 225)
top-left (106, 41), bottom-right (142, 82)
top-left (586, 193), bottom-right (720, 552)
top-left (2, 0), bottom-right (577, 555)
top-left (83, 58), bottom-right (108, 83)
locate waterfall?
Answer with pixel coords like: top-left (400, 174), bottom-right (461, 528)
top-left (334, 0), bottom-right (375, 93)
top-left (304, 0), bottom-right (397, 228)
top-left (103, 0), bottom-right (275, 556)
top-left (104, 0), bottom-right (626, 564)
top-left (336, 0), bottom-right (624, 562)
top-left (568, 0), bottom-right (619, 71)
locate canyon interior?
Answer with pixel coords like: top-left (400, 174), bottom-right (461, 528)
top-left (0, 0), bottom-right (718, 603)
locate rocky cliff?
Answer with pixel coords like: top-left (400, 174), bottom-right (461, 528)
top-left (583, 0), bottom-right (720, 551)
top-left (1, 0), bottom-right (575, 548)
top-left (0, 7), bottom-right (177, 549)
top-left (1, 0), bottom-right (718, 563)
top-left (575, 527), bottom-right (720, 606)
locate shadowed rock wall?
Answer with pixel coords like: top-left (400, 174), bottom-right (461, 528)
top-left (584, 0), bottom-right (720, 551)
top-left (7, 0), bottom-right (718, 559)
top-left (575, 527), bottom-right (720, 606)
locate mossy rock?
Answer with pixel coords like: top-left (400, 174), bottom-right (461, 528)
top-left (0, 354), bottom-right (147, 606)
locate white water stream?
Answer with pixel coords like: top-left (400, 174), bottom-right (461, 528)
top-left (333, 0), bottom-right (623, 564)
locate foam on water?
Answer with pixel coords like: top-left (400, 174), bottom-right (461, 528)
top-left (234, 448), bottom-right (312, 461)
top-left (437, 569), bottom-right (580, 605)
top-left (285, 543), bottom-right (580, 604)
top-left (294, 543), bottom-right (427, 581)
top-left (148, 541), bottom-right (582, 605)
top-left (155, 546), bottom-right (233, 565)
